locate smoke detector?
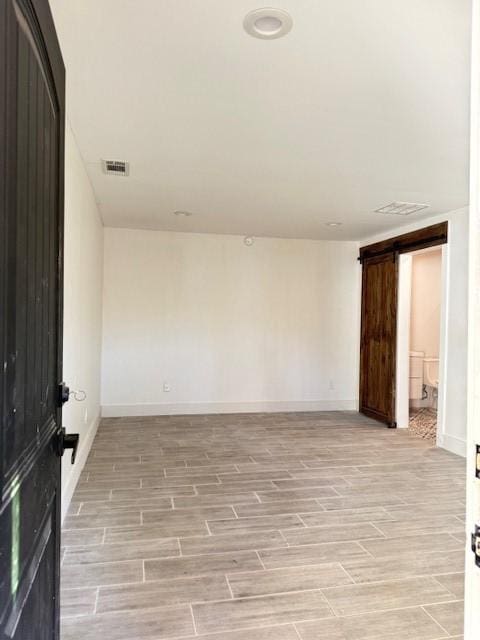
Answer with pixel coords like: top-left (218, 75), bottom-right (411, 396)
top-left (375, 201), bottom-right (430, 216)
top-left (102, 160), bottom-right (129, 176)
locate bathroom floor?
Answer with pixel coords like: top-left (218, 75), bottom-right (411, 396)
top-left (409, 407), bottom-right (438, 441)
top-left (61, 411), bottom-right (465, 640)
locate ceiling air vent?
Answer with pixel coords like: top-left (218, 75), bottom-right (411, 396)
top-left (375, 201), bottom-right (429, 216)
top-left (102, 159), bottom-right (129, 176)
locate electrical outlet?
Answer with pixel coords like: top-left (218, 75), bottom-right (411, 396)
top-left (163, 383), bottom-right (171, 393)
top-left (329, 380), bottom-right (335, 391)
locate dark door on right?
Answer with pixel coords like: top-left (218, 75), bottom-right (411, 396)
top-left (359, 252), bottom-right (398, 426)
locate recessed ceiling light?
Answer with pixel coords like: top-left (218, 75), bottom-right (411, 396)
top-left (244, 8), bottom-right (293, 40)
top-left (244, 236), bottom-right (255, 246)
top-left (375, 201), bottom-right (430, 216)
top-left (325, 222), bottom-right (343, 227)
top-left (173, 210), bottom-right (193, 217)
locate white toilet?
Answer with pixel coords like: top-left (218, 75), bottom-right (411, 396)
top-left (409, 350), bottom-right (425, 400)
top-left (409, 352), bottom-right (439, 406)
top-left (424, 357), bottom-right (439, 389)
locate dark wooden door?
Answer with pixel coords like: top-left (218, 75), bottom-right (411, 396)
top-left (1, 1), bottom-right (66, 638)
top-left (359, 252), bottom-right (398, 426)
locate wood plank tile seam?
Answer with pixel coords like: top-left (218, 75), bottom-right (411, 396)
top-left (61, 412), bottom-right (465, 639)
top-left (420, 604), bottom-right (458, 638)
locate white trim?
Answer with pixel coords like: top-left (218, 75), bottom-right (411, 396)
top-left (61, 412), bottom-right (100, 521)
top-left (101, 399), bottom-right (357, 418)
top-left (354, 259), bottom-right (363, 411)
top-left (395, 242), bottom-right (452, 456)
top-left (395, 254), bottom-right (412, 428)
top-left (435, 244), bottom-right (449, 450)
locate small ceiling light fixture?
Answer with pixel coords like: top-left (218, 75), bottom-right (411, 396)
top-left (375, 201), bottom-right (430, 216)
top-left (244, 8), bottom-right (293, 40)
top-left (325, 222), bottom-right (343, 227)
top-left (244, 236), bottom-right (255, 246)
top-left (173, 210), bottom-right (193, 217)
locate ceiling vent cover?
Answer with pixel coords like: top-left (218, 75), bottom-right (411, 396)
top-left (375, 201), bottom-right (430, 216)
top-left (102, 160), bottom-right (129, 176)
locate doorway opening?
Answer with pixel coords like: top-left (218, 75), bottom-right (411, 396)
top-left (396, 245), bottom-right (447, 443)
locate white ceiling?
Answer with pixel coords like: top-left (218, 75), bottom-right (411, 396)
top-left (50, 0), bottom-right (471, 241)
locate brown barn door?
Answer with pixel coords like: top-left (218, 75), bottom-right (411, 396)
top-left (359, 252), bottom-right (398, 426)
top-left (1, 1), bottom-right (77, 638)
top-left (359, 223), bottom-right (448, 428)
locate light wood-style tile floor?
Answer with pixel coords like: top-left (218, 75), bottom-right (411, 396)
top-left (61, 411), bottom-right (466, 640)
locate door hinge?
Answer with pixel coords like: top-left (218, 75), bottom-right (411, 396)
top-left (476, 444), bottom-right (480, 479)
top-left (472, 525), bottom-right (480, 567)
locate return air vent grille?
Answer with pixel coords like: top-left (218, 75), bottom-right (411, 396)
top-left (102, 160), bottom-right (129, 176)
top-left (375, 201), bottom-right (429, 216)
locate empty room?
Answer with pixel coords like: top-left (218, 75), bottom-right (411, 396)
top-left (2, 1), bottom-right (480, 639)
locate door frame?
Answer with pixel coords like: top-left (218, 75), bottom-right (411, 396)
top-left (359, 221), bottom-right (448, 427)
top-left (464, 0), bottom-right (480, 635)
top-left (395, 244), bottom-right (448, 450)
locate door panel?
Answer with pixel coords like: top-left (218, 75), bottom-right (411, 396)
top-left (1, 1), bottom-right (65, 638)
top-left (466, 1), bottom-right (480, 633)
top-left (359, 253), bottom-right (398, 426)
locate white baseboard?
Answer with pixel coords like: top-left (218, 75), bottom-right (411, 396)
top-left (437, 432), bottom-right (466, 457)
top-left (61, 412), bottom-right (101, 522)
top-left (101, 399), bottom-right (357, 418)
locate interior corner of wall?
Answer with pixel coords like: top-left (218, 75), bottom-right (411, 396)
top-left (438, 432), bottom-right (467, 457)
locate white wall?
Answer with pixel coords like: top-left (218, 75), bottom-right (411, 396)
top-left (101, 229), bottom-right (360, 416)
top-left (410, 249), bottom-right (442, 357)
top-left (443, 211), bottom-right (469, 456)
top-left (361, 208), bottom-right (469, 456)
top-left (61, 122), bottom-right (104, 517)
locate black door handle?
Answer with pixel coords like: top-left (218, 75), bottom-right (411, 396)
top-left (56, 427), bottom-right (79, 464)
